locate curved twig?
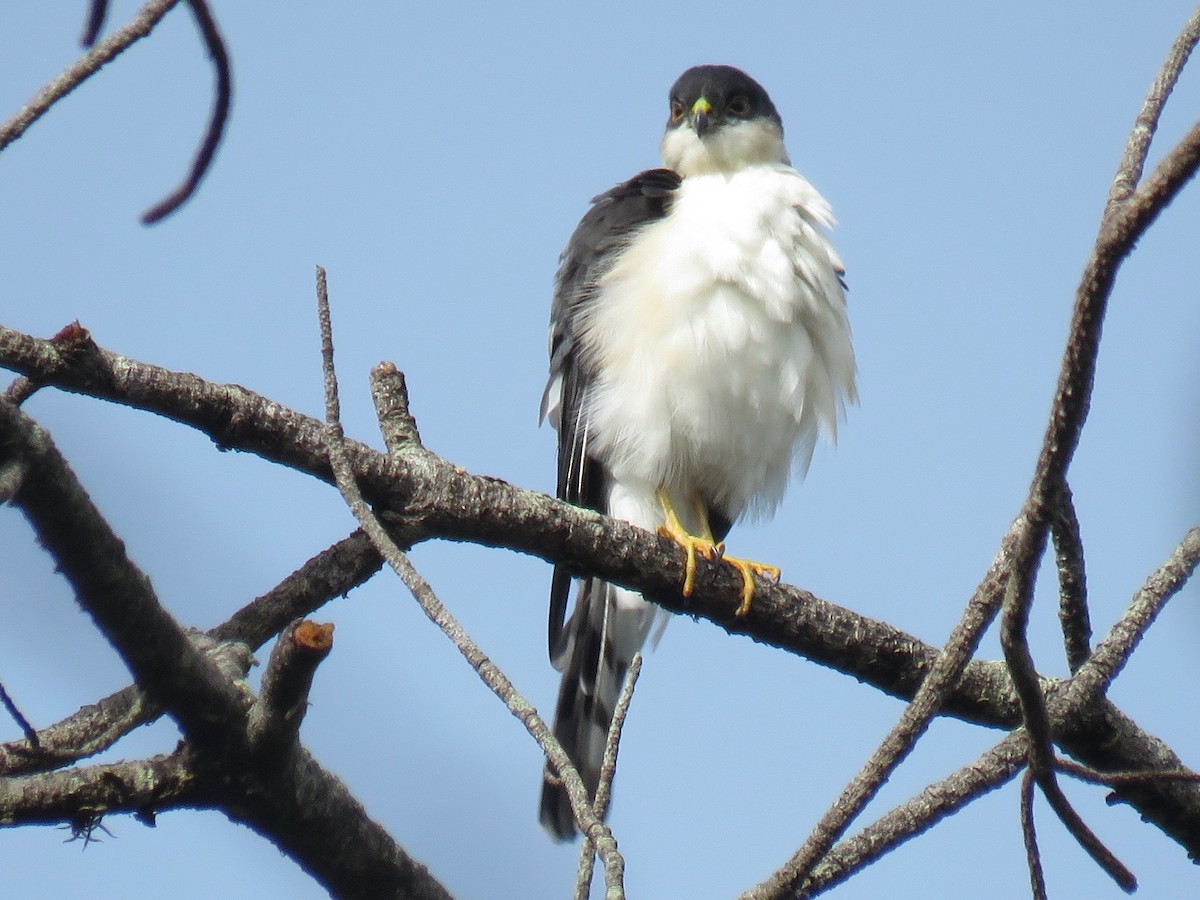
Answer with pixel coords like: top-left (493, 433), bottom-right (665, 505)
top-left (1020, 771), bottom-right (1048, 900)
top-left (140, 0), bottom-right (231, 223)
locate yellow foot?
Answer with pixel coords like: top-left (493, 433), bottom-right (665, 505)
top-left (654, 487), bottom-right (780, 616)
top-left (715, 550), bottom-right (781, 616)
top-left (656, 521), bottom-right (720, 597)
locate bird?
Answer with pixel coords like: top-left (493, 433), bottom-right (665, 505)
top-left (538, 64), bottom-right (856, 841)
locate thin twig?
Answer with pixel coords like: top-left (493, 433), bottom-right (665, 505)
top-left (0, 533), bottom-right (369, 777)
top-left (0, 0), bottom-right (182, 152)
top-left (313, 265), bottom-right (626, 897)
top-left (0, 635), bottom-right (252, 777)
top-left (1007, 541), bottom-right (1133, 888)
top-left (211, 530), bottom-right (383, 650)
top-left (1056, 758), bottom-right (1200, 788)
top-left (1039, 775), bottom-right (1136, 891)
top-left (594, 652), bottom-right (641, 825)
top-left (1108, 6), bottom-right (1200, 206)
top-left (574, 654), bottom-right (642, 900)
top-left (1021, 771), bottom-right (1048, 900)
top-left (798, 732), bottom-right (1029, 897)
top-left (1067, 525), bottom-right (1200, 702)
top-left (370, 362), bottom-right (423, 452)
top-left (0, 680), bottom-right (39, 750)
top-left (140, 0), bottom-right (231, 223)
top-left (80, 0), bottom-right (112, 47)
top-left (993, 13), bottom-right (1200, 892)
top-left (744, 539), bottom-right (1013, 898)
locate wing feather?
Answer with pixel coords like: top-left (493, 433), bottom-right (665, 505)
top-left (544, 168), bottom-right (681, 661)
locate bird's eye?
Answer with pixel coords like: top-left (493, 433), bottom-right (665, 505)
top-left (727, 95), bottom-right (751, 117)
top-left (669, 100), bottom-right (685, 123)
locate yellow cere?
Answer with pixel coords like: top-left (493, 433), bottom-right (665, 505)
top-left (691, 97), bottom-right (712, 116)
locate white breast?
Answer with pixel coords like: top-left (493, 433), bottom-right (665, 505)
top-left (579, 165), bottom-right (856, 522)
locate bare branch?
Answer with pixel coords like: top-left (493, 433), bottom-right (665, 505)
top-left (0, 0), bottom-right (182, 153)
top-left (371, 362), bottom-right (424, 453)
top-left (0, 680), bottom-right (39, 749)
top-left (780, 524), bottom-right (1200, 897)
top-left (140, 0), bottom-right (232, 224)
top-left (1108, 7), bottom-right (1200, 205)
top-left (798, 733), bottom-right (1028, 897)
top-left (1057, 758), bottom-right (1200, 789)
top-left (747, 533), bottom-right (1014, 897)
top-left (574, 653), bottom-right (643, 900)
top-left (1067, 526), bottom-right (1200, 702)
top-left (0, 749), bottom-right (199, 828)
top-left (2, 376), bottom-right (37, 406)
top-left (0, 530), bottom-right (367, 778)
top-left (0, 399), bottom-right (249, 747)
top-left (223, 746), bottom-right (454, 900)
top-left (1036, 774), bottom-right (1136, 892)
top-left (1051, 480), bottom-right (1091, 671)
top-left (1021, 771), bottom-right (1048, 900)
top-left (212, 530), bottom-right (383, 650)
top-left (0, 323), bottom-right (1019, 724)
top-left (246, 620), bottom-right (334, 764)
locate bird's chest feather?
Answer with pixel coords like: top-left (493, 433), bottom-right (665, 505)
top-left (579, 168), bottom-right (843, 507)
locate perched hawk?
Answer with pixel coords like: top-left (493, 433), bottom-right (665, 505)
top-left (539, 65), bottom-right (856, 840)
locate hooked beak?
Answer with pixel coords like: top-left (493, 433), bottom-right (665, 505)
top-left (690, 97), bottom-right (713, 138)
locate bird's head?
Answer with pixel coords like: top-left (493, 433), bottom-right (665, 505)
top-left (660, 65), bottom-right (789, 176)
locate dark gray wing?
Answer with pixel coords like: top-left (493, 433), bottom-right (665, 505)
top-left (543, 168), bottom-right (682, 662)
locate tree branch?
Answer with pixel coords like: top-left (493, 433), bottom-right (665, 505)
top-left (0, 0), bottom-right (183, 153)
top-left (1051, 479), bottom-right (1091, 672)
top-left (246, 620), bottom-right (334, 765)
top-left (0, 398), bottom-right (250, 748)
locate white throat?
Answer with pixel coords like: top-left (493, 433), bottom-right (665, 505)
top-left (660, 118), bottom-right (790, 177)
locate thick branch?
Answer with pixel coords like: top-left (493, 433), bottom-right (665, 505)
top-left (221, 746), bottom-right (452, 900)
top-left (0, 399), bottom-right (250, 747)
top-left (0, 749), bottom-right (198, 828)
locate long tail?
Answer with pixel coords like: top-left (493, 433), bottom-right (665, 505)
top-left (540, 578), bottom-right (655, 840)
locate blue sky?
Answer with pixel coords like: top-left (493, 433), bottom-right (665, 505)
top-left (2, 2), bottom-right (1198, 897)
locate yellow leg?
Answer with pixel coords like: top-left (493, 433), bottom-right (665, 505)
top-left (654, 489), bottom-right (781, 616)
top-left (655, 488), bottom-right (719, 597)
